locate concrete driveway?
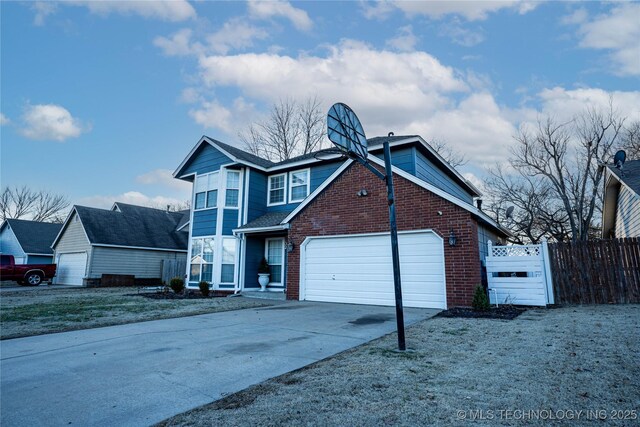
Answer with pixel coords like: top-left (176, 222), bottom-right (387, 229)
top-left (1, 300), bottom-right (438, 427)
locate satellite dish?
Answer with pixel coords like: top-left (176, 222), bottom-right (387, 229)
top-left (614, 150), bottom-right (626, 168)
top-left (327, 103), bottom-right (368, 160)
top-left (505, 205), bottom-right (515, 219)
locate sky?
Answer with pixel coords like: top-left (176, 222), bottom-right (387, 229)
top-left (1, 0), bottom-right (639, 210)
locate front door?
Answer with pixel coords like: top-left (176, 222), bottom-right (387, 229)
top-left (265, 238), bottom-right (285, 287)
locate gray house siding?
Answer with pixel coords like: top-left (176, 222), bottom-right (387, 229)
top-left (415, 151), bottom-right (473, 203)
top-left (478, 224), bottom-right (500, 264)
top-left (615, 185), bottom-right (640, 237)
top-left (182, 144), bottom-right (232, 176)
top-left (89, 247), bottom-right (187, 279)
top-left (192, 210), bottom-right (217, 237)
top-left (55, 213), bottom-right (92, 254)
top-left (0, 226), bottom-right (26, 263)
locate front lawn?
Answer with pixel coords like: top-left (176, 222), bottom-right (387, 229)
top-left (0, 287), bottom-right (275, 339)
top-left (159, 304), bottom-right (640, 427)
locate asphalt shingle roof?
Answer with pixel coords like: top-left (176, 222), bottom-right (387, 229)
top-left (609, 159), bottom-right (640, 195)
top-left (74, 203), bottom-right (188, 250)
top-left (208, 137), bottom-right (276, 169)
top-left (235, 211), bottom-right (292, 231)
top-left (3, 219), bottom-right (62, 255)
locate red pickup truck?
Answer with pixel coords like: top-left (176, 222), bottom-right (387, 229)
top-left (0, 254), bottom-right (57, 286)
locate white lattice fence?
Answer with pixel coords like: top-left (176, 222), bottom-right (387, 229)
top-left (486, 241), bottom-right (554, 306)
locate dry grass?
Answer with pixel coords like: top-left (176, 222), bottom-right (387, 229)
top-left (159, 305), bottom-right (640, 427)
top-left (0, 287), bottom-right (274, 339)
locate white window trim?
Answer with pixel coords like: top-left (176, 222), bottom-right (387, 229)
top-left (265, 237), bottom-right (285, 286)
top-left (188, 236), bottom-right (215, 285)
top-left (267, 172), bottom-right (287, 206)
top-left (289, 168), bottom-right (310, 203)
top-left (224, 170), bottom-right (241, 209)
top-left (219, 237), bottom-right (238, 284)
top-left (194, 171), bottom-right (219, 211)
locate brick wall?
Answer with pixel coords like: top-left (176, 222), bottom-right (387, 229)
top-left (286, 161), bottom-right (481, 307)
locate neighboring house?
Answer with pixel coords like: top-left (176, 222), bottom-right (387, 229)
top-left (602, 159), bottom-right (640, 238)
top-left (51, 203), bottom-right (189, 286)
top-left (0, 219), bottom-right (62, 264)
top-left (174, 135), bottom-right (508, 309)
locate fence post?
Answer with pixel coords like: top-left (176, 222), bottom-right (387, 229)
top-left (541, 240), bottom-right (554, 305)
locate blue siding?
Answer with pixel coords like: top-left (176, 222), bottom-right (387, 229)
top-left (247, 170), bottom-right (267, 222)
top-left (222, 209), bottom-right (238, 235)
top-left (243, 237), bottom-right (264, 289)
top-left (182, 143), bottom-right (232, 176)
top-left (192, 210), bottom-right (217, 237)
top-left (414, 151), bottom-right (473, 203)
top-left (374, 147), bottom-right (416, 175)
top-left (27, 255), bottom-right (54, 264)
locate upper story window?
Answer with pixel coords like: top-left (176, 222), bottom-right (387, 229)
top-left (268, 173), bottom-right (286, 206)
top-left (194, 172), bottom-right (218, 210)
top-left (225, 171), bottom-right (240, 208)
top-left (289, 169), bottom-right (310, 203)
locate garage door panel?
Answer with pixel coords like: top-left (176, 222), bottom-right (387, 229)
top-left (302, 232), bottom-right (446, 309)
top-left (57, 253), bottom-right (87, 286)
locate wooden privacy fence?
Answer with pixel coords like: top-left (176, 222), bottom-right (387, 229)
top-left (162, 259), bottom-right (187, 285)
top-left (548, 238), bottom-right (640, 304)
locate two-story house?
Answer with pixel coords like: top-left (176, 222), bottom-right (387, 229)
top-left (174, 135), bottom-right (508, 309)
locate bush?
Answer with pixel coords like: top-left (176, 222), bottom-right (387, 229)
top-left (258, 257), bottom-right (270, 274)
top-left (472, 285), bottom-right (490, 311)
top-left (199, 281), bottom-right (210, 297)
top-left (169, 276), bottom-right (185, 294)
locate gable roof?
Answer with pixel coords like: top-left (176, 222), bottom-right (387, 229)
top-left (0, 219), bottom-right (62, 255)
top-left (607, 159), bottom-right (640, 196)
top-left (53, 203), bottom-right (188, 251)
top-left (235, 211), bottom-right (292, 232)
top-left (174, 134), bottom-right (480, 198)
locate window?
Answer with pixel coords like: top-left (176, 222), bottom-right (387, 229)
top-left (266, 238), bottom-right (284, 284)
top-left (194, 173), bottom-right (218, 210)
top-left (220, 238), bottom-right (237, 283)
top-left (225, 171), bottom-right (240, 208)
top-left (189, 237), bottom-right (214, 283)
top-left (289, 169), bottom-right (310, 203)
top-left (268, 173), bottom-right (286, 205)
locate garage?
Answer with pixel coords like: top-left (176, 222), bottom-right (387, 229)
top-left (300, 231), bottom-right (446, 309)
top-left (56, 253), bottom-right (87, 286)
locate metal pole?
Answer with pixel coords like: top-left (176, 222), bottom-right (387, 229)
top-left (383, 140), bottom-right (406, 351)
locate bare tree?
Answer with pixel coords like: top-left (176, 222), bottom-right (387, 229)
top-left (620, 120), bottom-right (640, 159)
top-left (429, 139), bottom-right (468, 168)
top-left (484, 104), bottom-right (624, 243)
top-left (240, 97), bottom-right (327, 162)
top-left (0, 186), bottom-right (70, 223)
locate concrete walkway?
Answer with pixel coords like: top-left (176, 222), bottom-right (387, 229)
top-left (1, 301), bottom-right (438, 427)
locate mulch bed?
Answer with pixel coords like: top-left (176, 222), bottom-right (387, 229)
top-left (132, 291), bottom-right (232, 300)
top-left (436, 306), bottom-right (526, 320)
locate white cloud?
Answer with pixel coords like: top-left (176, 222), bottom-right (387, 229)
top-left (78, 191), bottom-right (187, 210)
top-left (189, 97), bottom-right (257, 133)
top-left (0, 113), bottom-right (9, 126)
top-left (393, 0), bottom-right (539, 21)
top-left (207, 18), bottom-right (269, 54)
top-left (19, 104), bottom-right (88, 142)
top-left (136, 169), bottom-right (191, 192)
top-left (385, 25), bottom-right (418, 52)
top-left (248, 0), bottom-right (313, 31)
top-left (572, 3), bottom-right (640, 76)
top-left (360, 0), bottom-right (396, 20)
top-left (31, 1), bottom-right (57, 26)
top-left (68, 0), bottom-right (196, 22)
top-left (439, 19), bottom-right (484, 47)
top-left (153, 28), bottom-right (204, 57)
top-left (536, 87), bottom-right (640, 123)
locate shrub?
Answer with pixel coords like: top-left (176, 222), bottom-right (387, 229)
top-left (471, 285), bottom-right (490, 311)
top-left (199, 281), bottom-right (210, 297)
top-left (258, 257), bottom-right (270, 274)
top-left (169, 276), bottom-right (185, 294)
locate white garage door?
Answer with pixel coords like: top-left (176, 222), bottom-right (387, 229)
top-left (301, 231), bottom-right (446, 309)
top-left (56, 253), bottom-right (87, 286)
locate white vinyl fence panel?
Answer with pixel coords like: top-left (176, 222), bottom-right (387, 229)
top-left (486, 241), bottom-right (554, 306)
